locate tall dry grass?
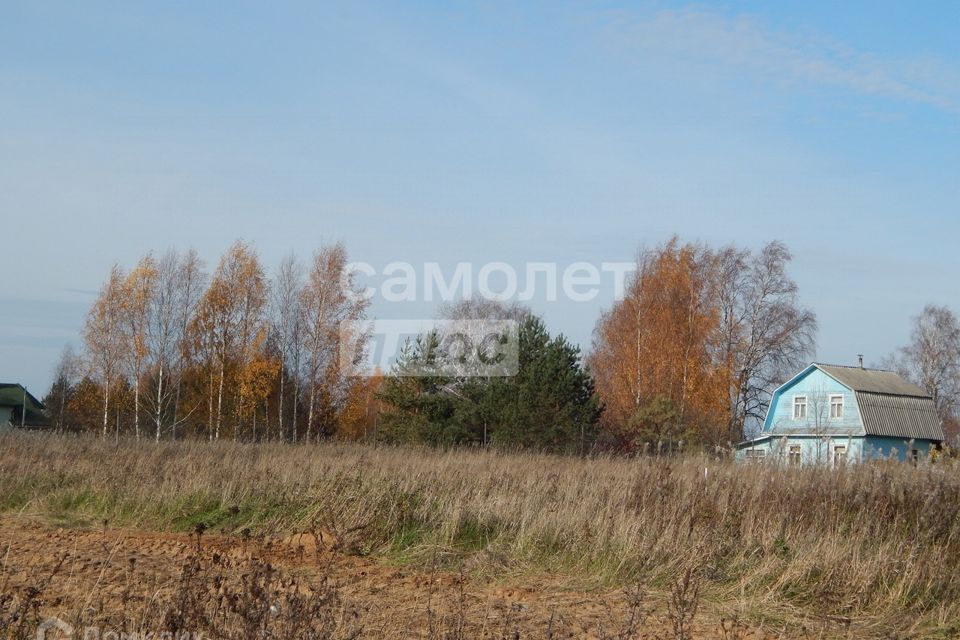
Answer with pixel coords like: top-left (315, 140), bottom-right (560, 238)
top-left (1, 432), bottom-right (958, 636)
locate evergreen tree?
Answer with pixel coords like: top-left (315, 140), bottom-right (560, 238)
top-left (378, 332), bottom-right (462, 444)
top-left (485, 316), bottom-right (601, 452)
top-left (378, 314), bottom-right (601, 452)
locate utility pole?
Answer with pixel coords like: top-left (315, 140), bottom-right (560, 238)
top-left (21, 387), bottom-right (26, 428)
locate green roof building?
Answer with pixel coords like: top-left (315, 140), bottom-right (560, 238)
top-left (0, 383), bottom-right (50, 430)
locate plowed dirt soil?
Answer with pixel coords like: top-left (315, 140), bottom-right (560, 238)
top-left (0, 517), bottom-right (828, 638)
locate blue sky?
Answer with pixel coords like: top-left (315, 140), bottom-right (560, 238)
top-left (1, 1), bottom-right (958, 394)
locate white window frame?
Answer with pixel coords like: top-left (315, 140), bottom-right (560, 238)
top-left (833, 445), bottom-right (847, 466)
top-left (793, 395), bottom-right (807, 420)
top-left (788, 444), bottom-right (802, 466)
top-left (745, 449), bottom-right (766, 462)
top-left (829, 394), bottom-right (844, 420)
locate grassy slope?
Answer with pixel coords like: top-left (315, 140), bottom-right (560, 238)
top-left (1, 432), bottom-right (958, 637)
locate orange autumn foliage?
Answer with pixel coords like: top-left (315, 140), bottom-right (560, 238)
top-left (337, 369), bottom-right (384, 441)
top-left (591, 239), bottom-right (728, 448)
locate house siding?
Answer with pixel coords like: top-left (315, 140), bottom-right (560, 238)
top-left (736, 435), bottom-right (936, 465)
top-left (764, 368), bottom-right (863, 436)
top-left (862, 436), bottom-right (934, 461)
top-left (737, 435), bottom-right (865, 466)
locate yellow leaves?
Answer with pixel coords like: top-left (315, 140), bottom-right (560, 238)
top-left (190, 241), bottom-right (271, 431)
top-left (590, 238), bottom-right (731, 445)
top-left (121, 256), bottom-right (160, 363)
top-left (238, 353), bottom-right (281, 417)
top-left (337, 371), bottom-right (383, 441)
top-left (83, 265), bottom-right (128, 377)
top-left (76, 239), bottom-right (377, 440)
top-left (192, 241), bottom-right (268, 359)
top-left (65, 377), bottom-right (105, 432)
top-left (300, 242), bottom-right (372, 435)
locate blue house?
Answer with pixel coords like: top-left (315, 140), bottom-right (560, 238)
top-left (736, 363), bottom-right (944, 465)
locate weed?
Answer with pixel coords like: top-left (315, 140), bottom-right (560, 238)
top-left (668, 566), bottom-right (701, 640)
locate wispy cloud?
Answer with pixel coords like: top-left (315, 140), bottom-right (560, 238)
top-left (608, 6), bottom-right (960, 114)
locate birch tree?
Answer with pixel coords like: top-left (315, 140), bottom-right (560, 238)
top-left (191, 241), bottom-right (266, 440)
top-left (885, 305), bottom-right (960, 425)
top-left (121, 255), bottom-right (158, 440)
top-left (172, 249), bottom-right (207, 434)
top-left (713, 242), bottom-right (817, 442)
top-left (589, 238), bottom-right (816, 449)
top-left (270, 254), bottom-right (303, 442)
top-left (140, 250), bottom-right (187, 441)
top-left (45, 344), bottom-right (81, 433)
top-left (299, 243), bottom-right (370, 442)
top-left (232, 250), bottom-right (269, 440)
top-left (82, 265), bottom-right (127, 438)
top-left (589, 239), bottom-right (723, 447)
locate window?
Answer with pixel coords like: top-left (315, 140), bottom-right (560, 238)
top-left (829, 394), bottom-right (844, 419)
top-left (793, 395), bottom-right (807, 419)
top-left (745, 449), bottom-right (766, 462)
top-left (788, 444), bottom-right (802, 466)
top-left (910, 449), bottom-right (920, 464)
top-left (833, 445), bottom-right (847, 466)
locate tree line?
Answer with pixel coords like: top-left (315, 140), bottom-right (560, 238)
top-left (45, 241), bottom-right (373, 442)
top-left (44, 235), bottom-right (959, 451)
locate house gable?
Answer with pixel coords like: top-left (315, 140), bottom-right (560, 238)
top-left (762, 365), bottom-right (864, 436)
top-left (0, 383), bottom-right (49, 429)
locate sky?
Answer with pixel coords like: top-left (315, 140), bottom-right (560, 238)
top-left (1, 1), bottom-right (958, 395)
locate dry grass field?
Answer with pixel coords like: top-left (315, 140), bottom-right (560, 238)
top-left (1, 432), bottom-right (959, 638)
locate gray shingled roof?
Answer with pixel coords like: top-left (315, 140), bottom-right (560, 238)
top-left (817, 364), bottom-right (930, 396)
top-left (855, 392), bottom-right (945, 440)
top-left (816, 364), bottom-right (945, 441)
